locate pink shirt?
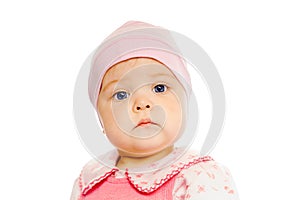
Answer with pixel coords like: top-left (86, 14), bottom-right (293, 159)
top-left (71, 148), bottom-right (239, 199)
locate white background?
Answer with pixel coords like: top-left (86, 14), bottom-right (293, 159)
top-left (1, 1), bottom-right (299, 199)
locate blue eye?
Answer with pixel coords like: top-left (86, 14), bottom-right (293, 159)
top-left (153, 84), bottom-right (167, 93)
top-left (113, 91), bottom-right (128, 100)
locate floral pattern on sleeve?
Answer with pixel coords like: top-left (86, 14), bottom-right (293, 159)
top-left (173, 160), bottom-right (239, 199)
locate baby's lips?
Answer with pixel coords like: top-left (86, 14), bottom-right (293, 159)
top-left (135, 118), bottom-right (160, 128)
top-left (137, 118), bottom-right (152, 126)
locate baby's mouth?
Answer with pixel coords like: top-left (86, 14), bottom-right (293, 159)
top-left (128, 118), bottom-right (162, 138)
top-left (135, 118), bottom-right (159, 128)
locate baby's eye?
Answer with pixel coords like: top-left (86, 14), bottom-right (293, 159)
top-left (113, 91), bottom-right (129, 100)
top-left (153, 84), bottom-right (167, 93)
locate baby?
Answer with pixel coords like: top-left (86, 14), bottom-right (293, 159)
top-left (71, 21), bottom-right (239, 200)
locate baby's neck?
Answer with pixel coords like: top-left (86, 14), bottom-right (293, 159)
top-left (116, 146), bottom-right (174, 170)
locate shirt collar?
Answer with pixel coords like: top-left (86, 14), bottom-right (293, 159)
top-left (79, 148), bottom-right (213, 195)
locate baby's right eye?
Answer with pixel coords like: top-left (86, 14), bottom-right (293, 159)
top-left (113, 91), bottom-right (129, 101)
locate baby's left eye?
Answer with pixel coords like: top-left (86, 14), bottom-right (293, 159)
top-left (113, 91), bottom-right (129, 100)
top-left (153, 84), bottom-right (167, 93)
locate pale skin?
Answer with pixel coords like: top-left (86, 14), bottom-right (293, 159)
top-left (97, 58), bottom-right (186, 169)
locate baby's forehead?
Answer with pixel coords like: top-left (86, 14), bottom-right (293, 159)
top-left (102, 57), bottom-right (173, 81)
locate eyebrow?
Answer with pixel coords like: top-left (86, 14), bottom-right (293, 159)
top-left (150, 73), bottom-right (176, 79)
top-left (101, 80), bottom-right (118, 93)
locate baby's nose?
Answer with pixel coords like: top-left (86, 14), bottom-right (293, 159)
top-left (133, 100), bottom-right (152, 112)
top-left (136, 104), bottom-right (150, 111)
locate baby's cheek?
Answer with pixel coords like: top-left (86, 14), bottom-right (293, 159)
top-left (167, 103), bottom-right (183, 121)
top-left (105, 128), bottom-right (125, 146)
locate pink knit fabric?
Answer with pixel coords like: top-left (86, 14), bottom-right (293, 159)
top-left (88, 21), bottom-right (191, 109)
top-left (81, 176), bottom-right (175, 200)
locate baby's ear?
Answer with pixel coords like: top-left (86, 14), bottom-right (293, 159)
top-left (100, 121), bottom-right (105, 134)
top-left (100, 123), bottom-right (106, 135)
top-left (96, 112), bottom-right (105, 134)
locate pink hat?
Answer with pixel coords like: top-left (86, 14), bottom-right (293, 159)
top-left (88, 21), bottom-right (191, 108)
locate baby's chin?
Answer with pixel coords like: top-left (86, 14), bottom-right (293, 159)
top-left (115, 129), bottom-right (182, 156)
top-left (117, 145), bottom-right (174, 158)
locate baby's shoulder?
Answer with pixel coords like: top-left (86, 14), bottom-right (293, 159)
top-left (175, 152), bottom-right (238, 196)
top-left (82, 158), bottom-right (102, 170)
top-left (81, 150), bottom-right (119, 172)
top-left (180, 152), bottom-right (231, 182)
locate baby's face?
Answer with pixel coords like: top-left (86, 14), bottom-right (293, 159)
top-left (97, 58), bottom-right (187, 157)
